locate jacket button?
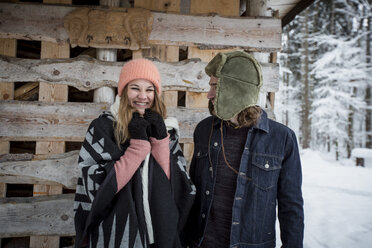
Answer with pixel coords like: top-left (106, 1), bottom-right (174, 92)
top-left (209, 167), bottom-right (213, 171)
top-left (205, 190), bottom-right (210, 195)
top-left (265, 163), bottom-right (270, 168)
top-left (213, 142), bottom-right (218, 147)
top-left (202, 213), bottom-right (206, 218)
top-left (197, 151), bottom-right (201, 156)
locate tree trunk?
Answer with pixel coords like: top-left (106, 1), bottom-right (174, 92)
top-left (347, 90), bottom-right (354, 158)
top-left (301, 9), bottom-right (311, 149)
top-left (327, 135), bottom-right (330, 152)
top-left (366, 0), bottom-right (372, 148)
top-left (330, 0), bottom-right (335, 35)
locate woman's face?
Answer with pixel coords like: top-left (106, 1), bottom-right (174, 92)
top-left (126, 79), bottom-right (155, 115)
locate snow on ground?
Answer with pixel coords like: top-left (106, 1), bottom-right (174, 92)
top-left (277, 149), bottom-right (372, 248)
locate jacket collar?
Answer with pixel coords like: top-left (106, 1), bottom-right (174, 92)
top-left (212, 109), bottom-right (269, 133)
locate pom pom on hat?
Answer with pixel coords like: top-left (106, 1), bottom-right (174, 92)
top-left (118, 59), bottom-right (161, 96)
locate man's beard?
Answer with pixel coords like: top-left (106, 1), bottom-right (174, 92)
top-left (208, 99), bottom-right (216, 116)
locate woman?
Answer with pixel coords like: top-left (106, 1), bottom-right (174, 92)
top-left (74, 59), bottom-right (195, 248)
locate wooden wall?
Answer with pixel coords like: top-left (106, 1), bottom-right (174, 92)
top-left (0, 1), bottom-right (281, 247)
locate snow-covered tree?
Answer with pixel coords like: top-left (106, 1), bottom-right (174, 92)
top-left (278, 0), bottom-right (372, 160)
top-left (311, 36), bottom-right (367, 159)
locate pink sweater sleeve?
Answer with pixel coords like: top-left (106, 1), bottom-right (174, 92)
top-left (149, 134), bottom-right (170, 180)
top-left (114, 139), bottom-right (151, 192)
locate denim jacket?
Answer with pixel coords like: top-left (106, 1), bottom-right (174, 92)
top-left (183, 110), bottom-right (304, 248)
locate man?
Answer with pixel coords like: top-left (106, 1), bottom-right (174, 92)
top-left (183, 51), bottom-right (304, 248)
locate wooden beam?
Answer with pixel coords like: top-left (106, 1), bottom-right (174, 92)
top-left (0, 101), bottom-right (210, 143)
top-left (135, 0), bottom-right (180, 12)
top-left (0, 194), bottom-right (75, 238)
top-left (190, 0), bottom-right (239, 16)
top-left (0, 151), bottom-right (79, 189)
top-left (0, 55), bottom-right (280, 93)
top-left (0, 38), bottom-right (16, 201)
top-left (0, 3), bottom-right (281, 51)
top-left (14, 82), bottom-right (39, 100)
top-left (282, 0), bottom-right (315, 27)
top-left (30, 36), bottom-right (70, 247)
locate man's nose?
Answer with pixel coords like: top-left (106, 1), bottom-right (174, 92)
top-left (207, 89), bottom-right (215, 99)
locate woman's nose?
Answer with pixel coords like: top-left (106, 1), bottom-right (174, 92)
top-left (138, 91), bottom-right (147, 99)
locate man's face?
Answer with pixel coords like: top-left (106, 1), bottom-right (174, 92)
top-left (207, 76), bottom-right (218, 116)
top-left (207, 76), bottom-right (218, 105)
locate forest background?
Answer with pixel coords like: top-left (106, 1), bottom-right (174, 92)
top-left (276, 0), bottom-right (372, 161)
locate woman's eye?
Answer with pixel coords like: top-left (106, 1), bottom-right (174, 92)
top-left (130, 87), bottom-right (139, 91)
top-left (147, 89), bottom-right (154, 92)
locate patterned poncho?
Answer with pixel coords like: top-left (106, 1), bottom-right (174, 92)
top-left (74, 111), bottom-right (195, 248)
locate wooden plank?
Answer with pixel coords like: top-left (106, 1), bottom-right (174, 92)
top-left (0, 38), bottom-right (16, 200)
top-left (190, 0), bottom-right (239, 16)
top-left (0, 100), bottom-right (274, 145)
top-left (34, 41), bottom-right (69, 200)
top-left (188, 47), bottom-right (236, 62)
top-left (0, 101), bottom-right (209, 143)
top-left (186, 92), bottom-right (208, 108)
top-left (0, 38), bottom-right (16, 57)
top-left (14, 82), bottom-right (39, 99)
top-left (38, 42), bottom-right (69, 103)
top-left (163, 91), bottom-right (178, 107)
top-left (0, 194), bottom-right (75, 238)
top-left (135, 0), bottom-right (180, 12)
top-left (0, 3), bottom-right (281, 51)
top-left (140, 45), bottom-right (179, 62)
top-left (0, 151), bottom-right (78, 188)
top-left (150, 12), bottom-right (280, 51)
top-left (0, 55), bottom-right (280, 93)
top-left (182, 142), bottom-right (194, 169)
top-left (30, 36), bottom-right (70, 248)
top-left (44, 0), bottom-right (72, 3)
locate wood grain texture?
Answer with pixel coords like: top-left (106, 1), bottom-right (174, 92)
top-left (0, 38), bottom-right (16, 199)
top-left (0, 194), bottom-right (75, 238)
top-left (0, 55), bottom-right (279, 93)
top-left (0, 3), bottom-right (281, 51)
top-left (190, 0), bottom-right (239, 16)
top-left (0, 100), bottom-right (210, 143)
top-left (0, 151), bottom-right (79, 189)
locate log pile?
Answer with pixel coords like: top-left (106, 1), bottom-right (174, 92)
top-left (0, 1), bottom-right (281, 246)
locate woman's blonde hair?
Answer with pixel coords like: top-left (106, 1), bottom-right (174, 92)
top-left (114, 86), bottom-right (167, 146)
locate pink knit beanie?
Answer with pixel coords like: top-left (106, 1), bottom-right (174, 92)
top-left (118, 59), bottom-right (161, 96)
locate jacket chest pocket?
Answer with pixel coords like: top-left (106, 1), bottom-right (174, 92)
top-left (251, 153), bottom-right (282, 190)
top-left (193, 144), bottom-right (210, 183)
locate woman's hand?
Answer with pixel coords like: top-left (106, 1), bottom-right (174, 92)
top-left (128, 112), bottom-right (150, 140)
top-left (144, 109), bottom-right (167, 140)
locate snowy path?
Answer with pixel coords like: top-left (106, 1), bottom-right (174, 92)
top-left (276, 149), bottom-right (372, 247)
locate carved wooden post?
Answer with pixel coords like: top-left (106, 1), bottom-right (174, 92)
top-left (93, 0), bottom-right (120, 104)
